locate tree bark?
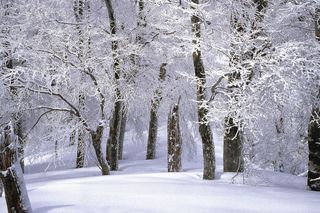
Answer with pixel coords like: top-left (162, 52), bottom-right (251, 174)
top-left (76, 128), bottom-right (85, 168)
top-left (104, 0), bottom-right (123, 171)
top-left (0, 179), bottom-right (3, 197)
top-left (91, 126), bottom-right (110, 175)
top-left (223, 117), bottom-right (244, 172)
top-left (118, 109), bottom-right (127, 160)
top-left (308, 107), bottom-right (320, 191)
top-left (146, 63), bottom-right (167, 160)
top-left (0, 124), bottom-right (32, 213)
top-left (191, 0), bottom-right (215, 180)
top-left (308, 8), bottom-right (320, 191)
top-left (167, 100), bottom-right (182, 172)
top-left (73, 0), bottom-right (87, 169)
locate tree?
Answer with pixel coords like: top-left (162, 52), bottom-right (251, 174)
top-left (0, 0), bottom-right (113, 175)
top-left (0, 179), bottom-right (3, 197)
top-left (146, 63), bottom-right (167, 159)
top-left (223, 0), bottom-right (269, 173)
top-left (191, 0), bottom-right (215, 180)
top-left (104, 0), bottom-right (124, 171)
top-left (167, 98), bottom-right (182, 172)
top-left (0, 0), bottom-right (27, 173)
top-left (307, 6), bottom-right (320, 191)
top-left (0, 123), bottom-right (32, 213)
top-left (73, 0), bottom-right (87, 169)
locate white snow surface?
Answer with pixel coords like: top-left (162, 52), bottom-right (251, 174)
top-left (1, 126), bottom-right (319, 213)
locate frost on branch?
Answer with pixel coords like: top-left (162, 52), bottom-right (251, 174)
top-left (0, 123), bottom-right (32, 213)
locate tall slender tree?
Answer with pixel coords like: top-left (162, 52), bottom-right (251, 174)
top-left (73, 0), bottom-right (87, 169)
top-left (104, 0), bottom-right (123, 171)
top-left (190, 0), bottom-right (215, 180)
top-left (146, 63), bottom-right (167, 159)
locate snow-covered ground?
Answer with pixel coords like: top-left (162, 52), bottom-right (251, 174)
top-left (1, 126), bottom-right (319, 213)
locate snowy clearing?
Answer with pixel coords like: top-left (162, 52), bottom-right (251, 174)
top-left (1, 127), bottom-right (319, 213)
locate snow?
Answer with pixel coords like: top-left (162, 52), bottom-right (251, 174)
top-left (1, 126), bottom-right (319, 213)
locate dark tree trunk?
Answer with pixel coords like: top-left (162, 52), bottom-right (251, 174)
top-left (223, 117), bottom-right (244, 172)
top-left (14, 117), bottom-right (25, 173)
top-left (191, 0), bottom-right (215, 180)
top-left (167, 100), bottom-right (182, 172)
top-left (70, 130), bottom-right (76, 146)
top-left (308, 8), bottom-right (320, 191)
top-left (91, 126), bottom-right (110, 175)
top-left (146, 63), bottom-right (167, 160)
top-left (107, 100), bottom-right (122, 171)
top-left (118, 109), bottom-right (127, 160)
top-left (308, 107), bottom-right (320, 191)
top-left (0, 179), bottom-right (3, 197)
top-left (0, 125), bottom-right (32, 213)
top-left (76, 128), bottom-right (85, 168)
top-left (104, 0), bottom-right (123, 171)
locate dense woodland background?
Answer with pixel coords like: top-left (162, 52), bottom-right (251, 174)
top-left (0, 0), bottom-right (320, 211)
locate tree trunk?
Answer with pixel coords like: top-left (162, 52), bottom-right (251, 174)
top-left (223, 117), bottom-right (244, 172)
top-left (70, 130), bottom-right (76, 146)
top-left (0, 179), bottom-right (3, 197)
top-left (74, 0), bottom-right (87, 169)
top-left (0, 124), bottom-right (32, 213)
top-left (15, 117), bottom-right (25, 173)
top-left (191, 0), bottom-right (215, 180)
top-left (118, 109), bottom-right (127, 160)
top-left (167, 101), bottom-right (182, 172)
top-left (91, 126), bottom-right (110, 175)
top-left (308, 107), bottom-right (320, 191)
top-left (275, 114), bottom-right (285, 172)
top-left (308, 8), bottom-right (320, 191)
top-left (76, 128), bottom-right (85, 168)
top-left (104, 0), bottom-right (123, 171)
top-left (146, 63), bottom-right (167, 160)
top-left (107, 100), bottom-right (122, 171)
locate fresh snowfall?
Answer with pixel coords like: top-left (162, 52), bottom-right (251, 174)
top-left (0, 0), bottom-right (320, 213)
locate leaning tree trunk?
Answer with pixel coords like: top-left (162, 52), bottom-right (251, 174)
top-left (146, 63), bottom-right (167, 160)
top-left (190, 0), bottom-right (215, 180)
top-left (0, 124), bottom-right (32, 213)
top-left (308, 107), bottom-right (320, 191)
top-left (91, 126), bottom-right (110, 175)
top-left (167, 100), bottom-right (182, 172)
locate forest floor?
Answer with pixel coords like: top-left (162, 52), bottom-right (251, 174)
top-left (0, 126), bottom-right (319, 213)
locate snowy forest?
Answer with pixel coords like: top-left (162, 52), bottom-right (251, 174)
top-left (0, 0), bottom-right (319, 212)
